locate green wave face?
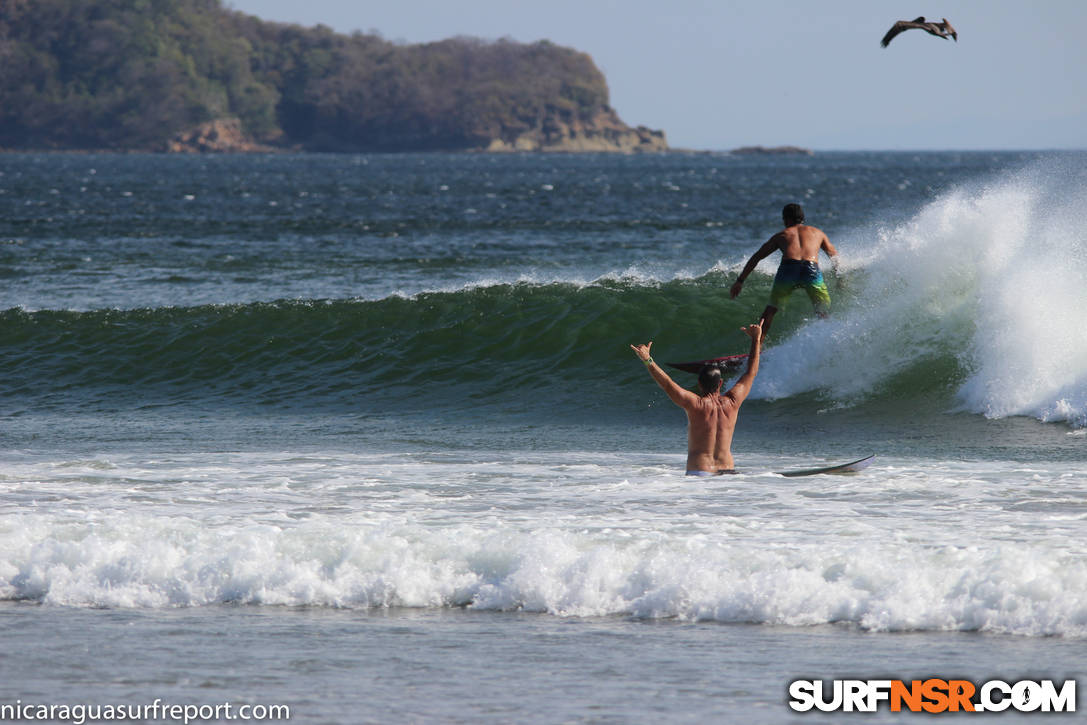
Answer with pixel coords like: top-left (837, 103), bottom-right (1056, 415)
top-left (0, 266), bottom-right (957, 418)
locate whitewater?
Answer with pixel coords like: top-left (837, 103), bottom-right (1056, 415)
top-left (756, 157), bottom-right (1087, 428)
top-left (4, 449), bottom-right (1086, 637)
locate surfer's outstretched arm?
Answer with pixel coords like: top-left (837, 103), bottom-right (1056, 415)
top-left (724, 321), bottom-right (763, 405)
top-left (630, 341), bottom-right (700, 409)
top-left (822, 233), bottom-right (841, 285)
top-left (730, 239), bottom-right (779, 299)
top-left (821, 233), bottom-right (839, 260)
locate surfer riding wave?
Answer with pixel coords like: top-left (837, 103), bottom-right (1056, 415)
top-left (730, 203), bottom-right (839, 338)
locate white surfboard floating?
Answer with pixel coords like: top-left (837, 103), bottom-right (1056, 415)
top-left (776, 454), bottom-right (875, 478)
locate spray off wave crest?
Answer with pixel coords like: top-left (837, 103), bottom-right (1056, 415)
top-left (757, 159), bottom-right (1087, 427)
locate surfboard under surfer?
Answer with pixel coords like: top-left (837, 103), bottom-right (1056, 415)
top-left (630, 320), bottom-right (763, 475)
top-left (729, 203), bottom-right (839, 338)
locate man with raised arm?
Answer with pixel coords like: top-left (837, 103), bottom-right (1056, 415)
top-left (630, 321), bottom-right (763, 475)
top-left (730, 203), bottom-right (838, 338)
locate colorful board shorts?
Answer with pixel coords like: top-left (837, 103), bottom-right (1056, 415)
top-left (768, 259), bottom-right (831, 315)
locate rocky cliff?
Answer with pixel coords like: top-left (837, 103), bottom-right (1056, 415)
top-left (166, 119), bottom-right (276, 154)
top-left (485, 107), bottom-right (667, 153)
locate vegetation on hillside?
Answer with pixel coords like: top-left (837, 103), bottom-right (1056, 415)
top-left (0, 0), bottom-right (625, 151)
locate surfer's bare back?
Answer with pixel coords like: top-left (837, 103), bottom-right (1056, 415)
top-left (631, 321), bottom-right (763, 475)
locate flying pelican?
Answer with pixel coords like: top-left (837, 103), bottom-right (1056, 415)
top-left (880, 16), bottom-right (957, 47)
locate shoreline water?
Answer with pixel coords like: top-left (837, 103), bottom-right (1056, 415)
top-left (2, 603), bottom-right (1082, 723)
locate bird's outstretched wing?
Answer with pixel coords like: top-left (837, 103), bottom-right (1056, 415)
top-left (881, 16), bottom-right (927, 47)
top-left (881, 20), bottom-right (914, 47)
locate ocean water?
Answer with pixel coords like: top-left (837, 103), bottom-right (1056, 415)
top-left (1, 151), bottom-right (1085, 723)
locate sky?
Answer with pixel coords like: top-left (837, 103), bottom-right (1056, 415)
top-left (224, 0), bottom-right (1087, 151)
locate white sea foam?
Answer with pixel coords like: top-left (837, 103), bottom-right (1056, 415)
top-left (3, 451), bottom-right (1085, 637)
top-left (3, 510), bottom-right (1085, 636)
top-left (757, 158), bottom-right (1087, 427)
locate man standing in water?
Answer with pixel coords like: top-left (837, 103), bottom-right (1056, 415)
top-left (630, 321), bottom-right (763, 475)
top-left (729, 203), bottom-right (839, 338)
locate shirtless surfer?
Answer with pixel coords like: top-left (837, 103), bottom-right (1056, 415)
top-left (630, 321), bottom-right (763, 475)
top-left (730, 203), bottom-right (838, 338)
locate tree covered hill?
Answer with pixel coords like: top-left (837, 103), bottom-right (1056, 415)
top-left (0, 0), bottom-right (666, 152)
